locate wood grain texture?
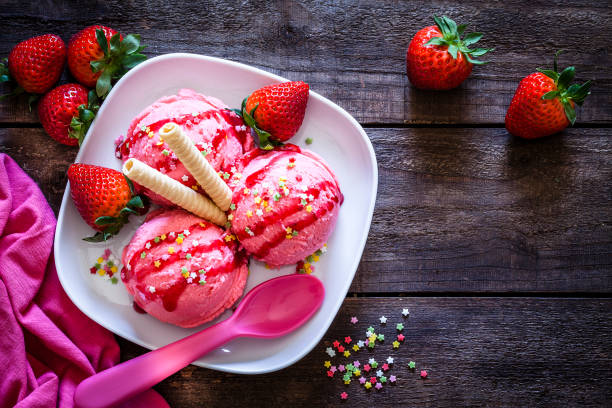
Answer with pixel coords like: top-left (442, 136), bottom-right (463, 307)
top-left (1, 0), bottom-right (611, 124)
top-left (2, 127), bottom-right (610, 293)
top-left (118, 297), bottom-right (612, 407)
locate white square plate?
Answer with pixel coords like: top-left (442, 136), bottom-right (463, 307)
top-left (54, 53), bottom-right (377, 374)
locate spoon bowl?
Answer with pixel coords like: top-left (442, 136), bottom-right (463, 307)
top-left (74, 274), bottom-right (325, 408)
top-left (233, 274), bottom-right (325, 338)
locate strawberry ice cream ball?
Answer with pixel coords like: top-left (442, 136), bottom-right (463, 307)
top-left (121, 208), bottom-right (249, 328)
top-left (116, 88), bottom-right (256, 206)
top-left (230, 144), bottom-right (343, 266)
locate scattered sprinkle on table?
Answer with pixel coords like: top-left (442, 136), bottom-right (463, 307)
top-left (350, 316), bottom-right (358, 324)
top-left (402, 308), bottom-right (410, 317)
top-left (421, 370), bottom-right (428, 379)
top-left (408, 361), bottom-right (416, 369)
top-left (379, 315), bottom-right (387, 324)
top-left (340, 392), bottom-right (348, 400)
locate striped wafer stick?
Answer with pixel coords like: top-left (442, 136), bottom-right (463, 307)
top-left (159, 122), bottom-right (233, 211)
top-left (122, 158), bottom-right (227, 226)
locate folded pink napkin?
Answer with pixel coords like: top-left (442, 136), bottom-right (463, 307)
top-left (0, 154), bottom-right (169, 408)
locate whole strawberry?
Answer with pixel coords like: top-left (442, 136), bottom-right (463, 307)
top-left (505, 52), bottom-right (591, 139)
top-left (68, 25), bottom-right (146, 98)
top-left (4, 34), bottom-right (66, 94)
top-left (406, 16), bottom-right (492, 90)
top-left (38, 83), bottom-right (99, 146)
top-left (68, 164), bottom-right (146, 242)
top-left (235, 81), bottom-right (309, 149)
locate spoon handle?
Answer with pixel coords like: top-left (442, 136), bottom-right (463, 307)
top-left (74, 318), bottom-right (238, 408)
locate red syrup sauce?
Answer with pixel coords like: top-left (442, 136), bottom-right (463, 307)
top-left (234, 180), bottom-right (340, 259)
top-left (122, 222), bottom-right (245, 312)
top-left (132, 302), bottom-right (146, 314)
top-left (115, 109), bottom-right (251, 172)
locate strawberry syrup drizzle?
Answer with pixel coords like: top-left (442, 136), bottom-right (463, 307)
top-left (234, 180), bottom-right (340, 259)
top-left (115, 109), bottom-right (251, 166)
top-left (122, 222), bottom-right (245, 312)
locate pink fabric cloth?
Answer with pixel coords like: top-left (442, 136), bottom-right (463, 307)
top-left (0, 154), bottom-right (169, 408)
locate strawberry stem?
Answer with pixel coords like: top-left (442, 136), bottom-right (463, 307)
top-left (537, 51), bottom-right (592, 125)
top-left (233, 98), bottom-right (283, 150)
top-left (425, 15), bottom-right (493, 65)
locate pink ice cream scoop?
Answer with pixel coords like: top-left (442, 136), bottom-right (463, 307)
top-left (121, 208), bottom-right (249, 328)
top-left (116, 89), bottom-right (256, 206)
top-left (229, 144), bottom-right (343, 266)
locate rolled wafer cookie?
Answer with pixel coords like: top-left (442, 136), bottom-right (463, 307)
top-left (122, 158), bottom-right (227, 226)
top-left (159, 122), bottom-right (233, 211)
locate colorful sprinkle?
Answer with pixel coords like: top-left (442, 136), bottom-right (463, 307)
top-left (363, 364), bottom-right (371, 372)
top-left (421, 370), bottom-right (428, 379)
top-left (379, 316), bottom-right (387, 324)
top-left (327, 370), bottom-right (334, 378)
top-left (305, 137), bottom-right (313, 145)
top-left (389, 375), bottom-right (397, 383)
top-left (396, 323), bottom-right (404, 331)
top-left (344, 336), bottom-right (352, 344)
top-left (333, 340), bottom-right (340, 348)
top-left (382, 363), bottom-right (389, 371)
top-left (370, 377), bottom-right (377, 384)
top-left (364, 382), bottom-right (372, 390)
top-left (392, 341), bottom-right (400, 349)
top-left (343, 350), bottom-right (351, 358)
top-left (397, 334), bottom-right (405, 342)
top-left (359, 377), bottom-right (366, 385)
top-left (375, 382), bottom-right (383, 390)
top-left (353, 361), bottom-right (360, 368)
top-left (402, 308), bottom-right (410, 317)
top-left (338, 364), bottom-right (345, 372)
top-left (386, 356), bottom-right (394, 364)
top-left (380, 376), bottom-right (387, 383)
top-left (408, 361), bottom-right (416, 370)
top-left (340, 392), bottom-right (348, 400)
top-left (352, 344), bottom-right (360, 351)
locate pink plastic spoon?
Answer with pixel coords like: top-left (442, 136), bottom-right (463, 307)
top-left (74, 274), bottom-right (325, 408)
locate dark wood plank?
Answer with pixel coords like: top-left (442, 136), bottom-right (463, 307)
top-left (354, 127), bottom-right (612, 293)
top-left (1, 127), bottom-right (610, 293)
top-left (1, 0), bottom-right (611, 125)
top-left (118, 297), bottom-right (612, 407)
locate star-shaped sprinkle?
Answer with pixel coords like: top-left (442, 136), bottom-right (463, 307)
top-left (333, 340), bottom-right (340, 348)
top-left (327, 370), bottom-right (334, 377)
top-left (368, 341), bottom-right (376, 349)
top-left (181, 175), bottom-right (189, 181)
top-left (366, 330), bottom-right (373, 337)
top-left (357, 340), bottom-right (365, 348)
top-left (343, 374), bottom-right (350, 381)
top-left (380, 376), bottom-right (387, 383)
top-left (370, 377), bottom-right (377, 384)
top-left (346, 364), bottom-right (355, 372)
top-left (402, 308), bottom-right (410, 317)
top-left (367, 326), bottom-right (375, 333)
top-left (396, 323), bottom-right (404, 331)
top-left (359, 377), bottom-right (366, 385)
top-left (326, 348), bottom-right (336, 357)
top-left (330, 366), bottom-right (337, 373)
top-left (379, 316), bottom-right (387, 324)
top-left (340, 392), bottom-right (348, 400)
top-left (363, 364), bottom-right (371, 372)
top-left (344, 336), bottom-right (352, 344)
top-left (408, 361), bottom-right (416, 369)
top-left (386, 356), bottom-right (394, 364)
top-left (365, 339), bottom-right (369, 346)
top-left (343, 350), bottom-right (351, 358)
top-left (377, 334), bottom-right (385, 341)
top-left (369, 335), bottom-right (377, 343)
top-left (392, 341), bottom-right (400, 349)
top-left (421, 370), bottom-right (428, 379)
top-left (338, 364), bottom-right (345, 372)
top-left (371, 361), bottom-right (379, 369)
top-left (337, 345), bottom-right (345, 353)
top-left (382, 363), bottom-right (389, 371)
top-left (364, 382), bottom-right (372, 389)
top-left (344, 379), bottom-right (351, 385)
top-left (353, 360), bottom-right (360, 368)
top-left (376, 369), bottom-right (383, 377)
top-left (352, 344), bottom-right (360, 351)
top-left (375, 382), bottom-right (383, 390)
top-left (369, 358), bottom-right (376, 365)
top-left (389, 375), bottom-right (397, 383)
top-left (324, 361), bottom-right (331, 368)
top-left (397, 334), bottom-right (405, 342)
top-left (353, 369), bottom-right (361, 377)
top-left (350, 316), bottom-right (358, 324)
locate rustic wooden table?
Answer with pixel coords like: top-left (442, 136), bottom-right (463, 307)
top-left (1, 1), bottom-right (611, 407)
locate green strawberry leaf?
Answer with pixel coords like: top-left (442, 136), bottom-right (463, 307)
top-left (96, 29), bottom-right (109, 57)
top-left (537, 69), bottom-right (559, 81)
top-left (95, 216), bottom-right (118, 226)
top-left (457, 24), bottom-right (467, 35)
top-left (83, 231), bottom-right (111, 242)
top-left (557, 66), bottom-right (575, 89)
top-left (124, 175), bottom-right (136, 196)
top-left (447, 44), bottom-right (458, 59)
top-left (462, 32), bottom-right (482, 46)
top-left (127, 195), bottom-right (144, 209)
top-left (109, 33), bottom-right (121, 54)
top-left (541, 90), bottom-right (560, 100)
top-left (122, 53), bottom-right (147, 69)
top-left (563, 100), bottom-right (576, 125)
top-left (425, 37), bottom-right (445, 46)
top-left (96, 70), bottom-right (112, 98)
top-left (122, 34), bottom-right (141, 53)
